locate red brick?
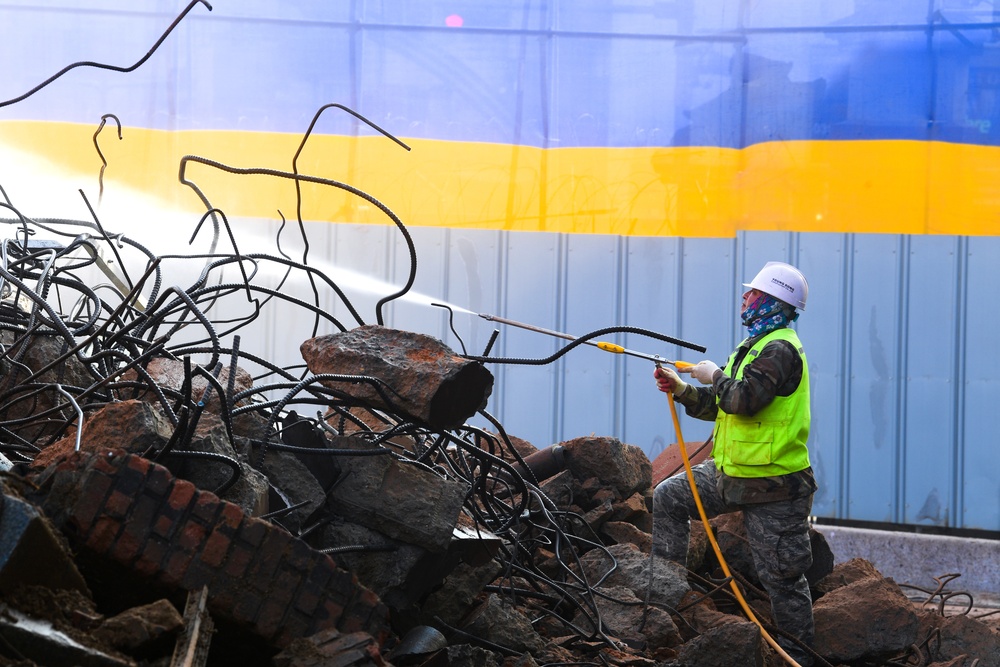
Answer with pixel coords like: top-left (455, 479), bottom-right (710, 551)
top-left (200, 529), bottom-right (232, 568)
top-left (128, 490), bottom-right (162, 531)
top-left (160, 548), bottom-right (195, 588)
top-left (303, 561), bottom-right (334, 595)
top-left (125, 453), bottom-right (153, 476)
top-left (232, 589), bottom-right (262, 624)
top-left (245, 529), bottom-right (291, 583)
top-left (113, 461), bottom-right (149, 496)
top-left (88, 451), bottom-right (123, 475)
top-left (190, 492), bottom-right (220, 524)
top-left (284, 538), bottom-right (314, 571)
top-left (110, 526), bottom-right (143, 564)
top-left (318, 599), bottom-right (345, 628)
top-left (133, 536), bottom-right (168, 577)
top-left (71, 474), bottom-right (113, 534)
top-left (167, 480), bottom-right (197, 512)
top-left (236, 517), bottom-right (268, 548)
top-left (86, 516), bottom-right (121, 555)
top-left (255, 598), bottom-right (289, 640)
top-left (177, 519), bottom-right (209, 551)
top-left (143, 463), bottom-right (173, 495)
top-left (268, 568), bottom-right (301, 607)
top-left (180, 558), bottom-right (214, 591)
top-left (218, 502), bottom-right (244, 531)
top-left (223, 542), bottom-right (254, 579)
top-left (103, 489), bottom-right (133, 519)
top-left (294, 586), bottom-right (322, 617)
top-left (152, 513), bottom-right (177, 539)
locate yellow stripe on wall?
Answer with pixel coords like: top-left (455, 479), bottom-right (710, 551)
top-left (3, 120), bottom-right (999, 237)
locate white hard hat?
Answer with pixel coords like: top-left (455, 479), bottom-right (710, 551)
top-left (743, 261), bottom-right (808, 311)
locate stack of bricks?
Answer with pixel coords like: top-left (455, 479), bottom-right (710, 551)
top-left (29, 449), bottom-right (391, 649)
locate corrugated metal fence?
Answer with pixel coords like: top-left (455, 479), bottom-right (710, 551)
top-left (245, 220), bottom-right (1000, 532)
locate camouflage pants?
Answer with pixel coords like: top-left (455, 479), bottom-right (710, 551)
top-left (652, 459), bottom-right (815, 666)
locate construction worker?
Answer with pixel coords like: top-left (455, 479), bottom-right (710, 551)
top-left (651, 261), bottom-right (816, 667)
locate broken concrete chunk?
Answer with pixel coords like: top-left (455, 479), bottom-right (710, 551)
top-left (300, 325), bottom-right (493, 430)
top-left (675, 619), bottom-right (765, 667)
top-left (461, 594), bottom-right (547, 655)
top-left (931, 613), bottom-right (1000, 664)
top-left (0, 602), bottom-right (134, 667)
top-left (577, 543), bottom-right (690, 610)
top-left (29, 399), bottom-right (173, 470)
top-left (572, 585), bottom-right (682, 651)
top-left (93, 598), bottom-right (183, 653)
top-left (813, 556), bottom-right (884, 597)
top-left (326, 437), bottom-right (468, 552)
top-left (122, 356), bottom-right (254, 417)
top-left (559, 436), bottom-right (652, 499)
top-left (813, 575), bottom-right (920, 662)
top-left (0, 489), bottom-right (89, 596)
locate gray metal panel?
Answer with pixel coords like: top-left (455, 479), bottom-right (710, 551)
top-left (495, 231), bottom-right (562, 447)
top-left (443, 228), bottom-right (504, 358)
top-left (960, 237), bottom-right (1000, 529)
top-left (845, 235), bottom-right (904, 522)
top-left (619, 235), bottom-right (688, 457)
top-left (328, 222), bottom-right (394, 328)
top-left (901, 236), bottom-right (960, 526)
top-left (560, 234), bottom-right (622, 442)
top-left (384, 224), bottom-right (450, 337)
top-left (795, 233), bottom-right (849, 520)
top-left (618, 237), bottom-right (735, 457)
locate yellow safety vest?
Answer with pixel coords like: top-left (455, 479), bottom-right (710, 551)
top-left (712, 327), bottom-right (811, 478)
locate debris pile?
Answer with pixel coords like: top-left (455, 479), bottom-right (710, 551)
top-left (0, 317), bottom-right (998, 666)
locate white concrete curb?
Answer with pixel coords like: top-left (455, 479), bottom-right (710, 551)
top-left (815, 525), bottom-right (1000, 604)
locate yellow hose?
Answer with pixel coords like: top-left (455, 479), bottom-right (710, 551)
top-left (666, 390), bottom-right (802, 667)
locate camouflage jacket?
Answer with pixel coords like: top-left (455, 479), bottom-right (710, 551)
top-left (674, 328), bottom-right (817, 504)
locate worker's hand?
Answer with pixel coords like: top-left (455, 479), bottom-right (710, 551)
top-left (689, 360), bottom-right (721, 384)
top-left (654, 366), bottom-right (687, 395)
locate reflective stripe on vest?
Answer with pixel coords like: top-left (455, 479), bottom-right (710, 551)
top-left (712, 327), bottom-right (811, 478)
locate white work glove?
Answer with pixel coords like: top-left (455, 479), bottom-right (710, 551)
top-left (687, 360), bottom-right (721, 385)
top-left (653, 366), bottom-right (688, 395)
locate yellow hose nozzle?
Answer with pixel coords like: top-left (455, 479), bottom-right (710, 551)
top-left (596, 342), bottom-right (691, 368)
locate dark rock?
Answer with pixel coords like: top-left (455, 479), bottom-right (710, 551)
top-left (93, 598), bottom-right (182, 653)
top-left (571, 584), bottom-right (682, 651)
top-left (813, 557), bottom-right (883, 597)
top-left (325, 437), bottom-right (467, 552)
top-left (577, 543), bottom-right (690, 610)
top-left (460, 594), bottom-right (547, 655)
top-left (674, 620), bottom-right (764, 667)
top-left (813, 576), bottom-right (920, 662)
top-left (559, 436), bottom-right (652, 500)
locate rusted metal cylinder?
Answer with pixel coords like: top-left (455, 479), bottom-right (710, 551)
top-left (512, 444), bottom-right (566, 483)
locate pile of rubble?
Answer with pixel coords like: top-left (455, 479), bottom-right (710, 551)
top-left (1, 324), bottom-right (998, 667)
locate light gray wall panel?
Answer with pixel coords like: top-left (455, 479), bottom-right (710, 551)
top-left (444, 228), bottom-right (504, 357)
top-left (384, 225), bottom-right (450, 336)
top-left (845, 235), bottom-right (904, 522)
top-left (795, 233), bottom-right (849, 519)
top-left (960, 237), bottom-right (1000, 530)
top-left (560, 234), bottom-right (622, 442)
top-left (495, 231), bottom-right (561, 446)
top-left (901, 236), bottom-right (960, 526)
top-left (620, 236), bottom-right (688, 456)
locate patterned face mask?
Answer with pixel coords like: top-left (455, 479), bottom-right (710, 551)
top-left (741, 293), bottom-right (799, 337)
